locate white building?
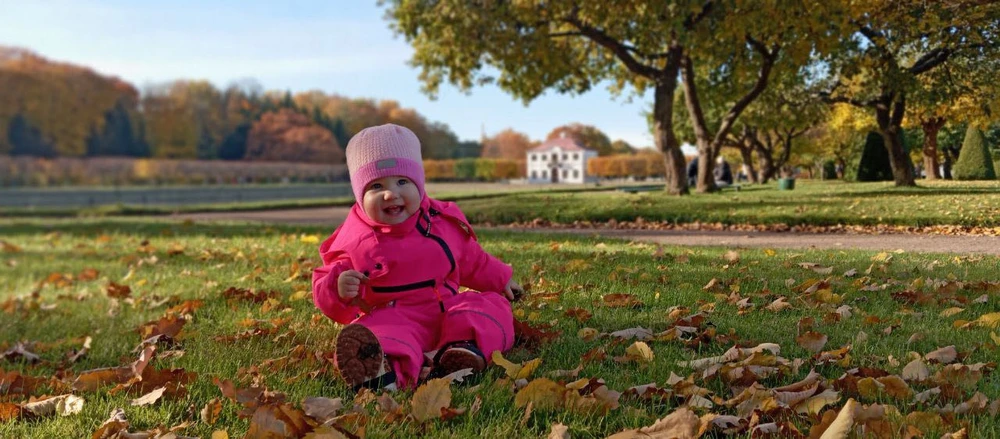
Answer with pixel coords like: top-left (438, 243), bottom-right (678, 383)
top-left (526, 136), bottom-right (598, 184)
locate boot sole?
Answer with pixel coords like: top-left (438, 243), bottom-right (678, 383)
top-left (335, 324), bottom-right (384, 388)
top-left (436, 348), bottom-right (486, 377)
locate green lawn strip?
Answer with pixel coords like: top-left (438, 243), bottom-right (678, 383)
top-left (0, 185), bottom-right (617, 218)
top-left (459, 180), bottom-right (1000, 228)
top-left (1, 222), bottom-right (998, 437)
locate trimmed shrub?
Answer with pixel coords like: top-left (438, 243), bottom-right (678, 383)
top-left (856, 131), bottom-right (894, 181)
top-left (952, 126), bottom-right (997, 180)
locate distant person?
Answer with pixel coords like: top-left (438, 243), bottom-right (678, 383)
top-left (312, 124), bottom-right (521, 391)
top-left (686, 156), bottom-right (699, 186)
top-left (714, 156), bottom-right (733, 187)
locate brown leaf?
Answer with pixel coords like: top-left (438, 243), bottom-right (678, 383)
top-left (816, 398), bottom-right (856, 439)
top-left (105, 282), bottom-right (131, 299)
top-left (411, 378), bottom-right (452, 423)
top-left (302, 396), bottom-right (344, 423)
top-left (245, 403), bottom-right (314, 439)
top-left (92, 408), bottom-right (129, 439)
top-left (564, 307), bottom-right (592, 323)
top-left (0, 402), bottom-right (22, 421)
top-left (73, 345), bottom-right (155, 392)
top-left (201, 398), bottom-right (223, 425)
top-left (924, 346), bottom-right (957, 364)
top-left (138, 315), bottom-right (187, 340)
top-left (902, 359), bottom-right (930, 382)
top-left (606, 407), bottom-right (701, 439)
top-left (796, 331), bottom-right (828, 354)
top-left (2, 342), bottom-right (41, 364)
top-left (723, 250), bottom-right (740, 264)
top-left (765, 297), bottom-right (792, 312)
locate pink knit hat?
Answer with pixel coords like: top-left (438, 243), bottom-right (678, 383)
top-left (346, 124), bottom-right (425, 202)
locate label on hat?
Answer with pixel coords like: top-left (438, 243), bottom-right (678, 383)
top-left (376, 159), bottom-right (398, 169)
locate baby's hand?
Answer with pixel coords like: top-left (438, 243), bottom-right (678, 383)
top-left (503, 279), bottom-right (523, 302)
top-left (337, 270), bottom-right (367, 301)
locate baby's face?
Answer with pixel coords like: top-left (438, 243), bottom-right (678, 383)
top-left (361, 176), bottom-right (421, 225)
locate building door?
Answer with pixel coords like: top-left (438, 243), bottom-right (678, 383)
top-left (551, 166), bottom-right (559, 183)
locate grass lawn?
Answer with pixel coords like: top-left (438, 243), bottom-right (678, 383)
top-left (2, 219), bottom-right (999, 438)
top-left (459, 180), bottom-right (1000, 228)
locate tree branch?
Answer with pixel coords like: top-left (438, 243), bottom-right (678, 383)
top-left (562, 12), bottom-right (660, 78)
top-left (712, 37), bottom-right (779, 147)
top-left (907, 47), bottom-right (954, 75)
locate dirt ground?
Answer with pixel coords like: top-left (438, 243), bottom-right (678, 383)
top-left (171, 207), bottom-right (1000, 255)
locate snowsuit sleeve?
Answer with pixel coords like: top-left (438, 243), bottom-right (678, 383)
top-left (312, 235), bottom-right (364, 324)
top-left (439, 204), bottom-right (512, 294)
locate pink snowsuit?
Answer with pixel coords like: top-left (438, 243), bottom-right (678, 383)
top-left (312, 196), bottom-right (515, 389)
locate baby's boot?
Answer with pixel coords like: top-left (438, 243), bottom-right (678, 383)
top-left (432, 340), bottom-right (486, 378)
top-left (335, 324), bottom-right (397, 391)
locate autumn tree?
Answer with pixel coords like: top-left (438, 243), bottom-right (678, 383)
top-left (818, 0), bottom-right (1000, 186)
top-left (546, 123), bottom-right (613, 156)
top-left (610, 139), bottom-right (636, 155)
top-left (0, 46), bottom-right (139, 156)
top-left (385, 1), bottom-right (725, 194)
top-left (481, 128), bottom-right (537, 161)
top-left (7, 113), bottom-right (56, 158)
top-left (245, 109), bottom-right (344, 163)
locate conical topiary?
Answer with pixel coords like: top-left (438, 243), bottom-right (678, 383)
top-left (952, 126), bottom-right (997, 180)
top-left (856, 131), bottom-right (894, 181)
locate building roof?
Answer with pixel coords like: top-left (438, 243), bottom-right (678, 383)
top-left (528, 136), bottom-right (593, 153)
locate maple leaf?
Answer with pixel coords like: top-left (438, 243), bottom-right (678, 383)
top-left (600, 293), bottom-right (644, 308)
top-left (606, 407), bottom-right (701, 439)
top-left (411, 378), bottom-right (452, 423)
top-left (73, 345), bottom-right (155, 392)
top-left (615, 341), bottom-right (654, 364)
top-left (245, 403), bottom-right (315, 438)
top-left (105, 281), bottom-right (131, 299)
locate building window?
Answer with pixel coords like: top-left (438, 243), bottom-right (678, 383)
top-left (562, 169), bottom-right (568, 178)
top-left (531, 170), bottom-right (537, 179)
top-left (573, 153), bottom-right (579, 160)
top-left (573, 169), bottom-right (579, 178)
top-left (542, 170), bottom-right (548, 178)
top-left (562, 154), bottom-right (568, 160)
top-left (552, 153), bottom-right (558, 161)
top-left (531, 154), bottom-right (536, 161)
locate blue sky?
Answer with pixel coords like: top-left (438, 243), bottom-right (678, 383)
top-left (0, 0), bottom-right (659, 148)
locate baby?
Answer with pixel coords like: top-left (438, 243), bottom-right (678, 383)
top-left (312, 124), bottom-right (521, 391)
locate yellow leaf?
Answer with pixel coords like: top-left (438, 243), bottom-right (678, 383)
top-left (795, 389), bottom-right (840, 415)
top-left (211, 431), bottom-right (229, 439)
top-left (300, 235), bottom-right (320, 244)
top-left (975, 312), bottom-right (1000, 328)
top-left (577, 327), bottom-right (599, 341)
top-left (491, 351), bottom-right (541, 380)
top-left (991, 332), bottom-right (1000, 346)
top-left (819, 398), bottom-right (857, 439)
top-left (625, 342), bottom-right (654, 363)
top-left (939, 307), bottom-right (964, 318)
top-left (411, 378), bottom-right (452, 423)
top-left (514, 378), bottom-right (565, 410)
top-left (290, 290), bottom-right (310, 301)
top-left (764, 248), bottom-right (776, 256)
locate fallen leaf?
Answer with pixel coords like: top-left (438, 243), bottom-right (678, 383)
top-left (818, 398), bottom-right (856, 439)
top-left (623, 342), bottom-right (654, 363)
top-left (301, 397), bottom-right (344, 423)
top-left (548, 423), bottom-right (570, 439)
top-left (304, 425), bottom-right (350, 439)
top-left (939, 307), bottom-right (964, 318)
top-left (924, 346), bottom-right (957, 364)
top-left (902, 359), bottom-right (930, 382)
top-left (411, 378), bottom-right (452, 423)
top-left (492, 351), bottom-right (541, 380)
top-left (723, 250), bottom-right (740, 263)
top-left (974, 312), bottom-right (1000, 328)
top-left (130, 387), bottom-right (166, 406)
top-left (22, 394), bottom-right (85, 417)
top-left (606, 407), bottom-right (700, 439)
top-left (201, 398), bottom-right (223, 425)
top-left (514, 378), bottom-right (565, 410)
top-left (796, 331), bottom-right (828, 354)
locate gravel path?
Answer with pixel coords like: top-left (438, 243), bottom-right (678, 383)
top-left (171, 207), bottom-right (1000, 255)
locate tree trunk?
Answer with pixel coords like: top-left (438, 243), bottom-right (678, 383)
top-left (652, 66), bottom-right (687, 195)
top-left (679, 57), bottom-right (717, 193)
top-left (942, 145), bottom-right (956, 179)
top-left (921, 117), bottom-right (944, 180)
top-left (874, 94), bottom-right (916, 186)
top-left (737, 143), bottom-right (758, 184)
top-left (753, 140), bottom-right (776, 183)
